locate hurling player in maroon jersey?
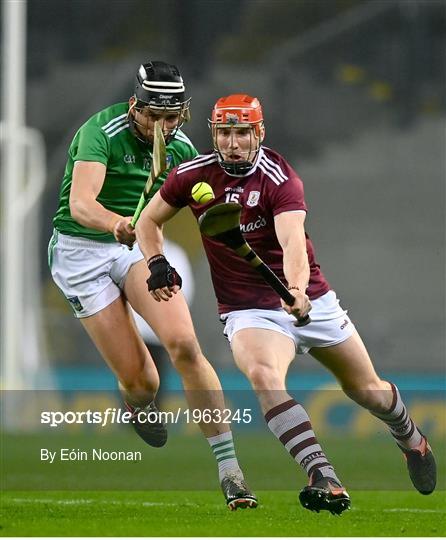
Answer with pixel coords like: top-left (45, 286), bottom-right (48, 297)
top-left (136, 94), bottom-right (436, 514)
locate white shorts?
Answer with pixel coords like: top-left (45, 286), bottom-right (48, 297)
top-left (220, 290), bottom-right (355, 354)
top-left (48, 230), bottom-right (144, 318)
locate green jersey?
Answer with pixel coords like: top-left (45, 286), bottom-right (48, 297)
top-left (53, 102), bottom-right (198, 241)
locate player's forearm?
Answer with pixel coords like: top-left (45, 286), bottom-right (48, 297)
top-left (135, 213), bottom-right (165, 260)
top-left (135, 192), bottom-right (180, 260)
top-left (282, 241), bottom-right (310, 293)
top-left (70, 197), bottom-right (122, 234)
top-left (275, 212), bottom-right (309, 292)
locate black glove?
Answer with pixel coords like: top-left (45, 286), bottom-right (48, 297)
top-left (146, 254), bottom-right (182, 291)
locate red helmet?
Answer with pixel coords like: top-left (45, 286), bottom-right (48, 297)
top-left (211, 94), bottom-right (264, 134)
top-left (209, 94), bottom-right (265, 174)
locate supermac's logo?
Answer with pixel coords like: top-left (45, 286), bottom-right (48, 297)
top-left (247, 191), bottom-right (260, 207)
top-left (240, 215), bottom-right (267, 233)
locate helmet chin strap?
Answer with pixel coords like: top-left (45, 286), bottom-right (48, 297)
top-left (218, 158), bottom-right (254, 176)
top-left (217, 149), bottom-right (260, 175)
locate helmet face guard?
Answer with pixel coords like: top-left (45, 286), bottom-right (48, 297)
top-left (130, 61), bottom-right (191, 144)
top-left (209, 94), bottom-right (264, 175)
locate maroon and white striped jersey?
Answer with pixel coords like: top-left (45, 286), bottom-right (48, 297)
top-left (160, 147), bottom-right (330, 314)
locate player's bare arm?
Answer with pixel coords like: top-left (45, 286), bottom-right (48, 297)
top-left (274, 210), bottom-right (311, 317)
top-left (69, 160), bottom-right (135, 246)
top-left (136, 191), bottom-right (179, 259)
top-left (136, 192), bottom-right (181, 302)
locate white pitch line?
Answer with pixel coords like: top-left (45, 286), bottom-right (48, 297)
top-left (383, 508), bottom-right (444, 513)
top-left (8, 498), bottom-right (199, 507)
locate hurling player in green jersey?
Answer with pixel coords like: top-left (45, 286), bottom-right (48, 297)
top-left (49, 61), bottom-right (257, 510)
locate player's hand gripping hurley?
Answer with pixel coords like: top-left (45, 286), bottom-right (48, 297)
top-left (131, 120), bottom-right (167, 227)
top-left (198, 203), bottom-right (311, 327)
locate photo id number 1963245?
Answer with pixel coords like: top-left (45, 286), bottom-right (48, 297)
top-left (183, 408), bottom-right (252, 424)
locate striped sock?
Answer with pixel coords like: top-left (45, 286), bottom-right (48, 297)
top-left (371, 382), bottom-right (422, 450)
top-left (207, 431), bottom-right (243, 482)
top-left (265, 398), bottom-right (341, 483)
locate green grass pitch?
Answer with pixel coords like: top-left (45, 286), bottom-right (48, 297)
top-left (1, 432), bottom-right (445, 536)
top-left (2, 490), bottom-right (445, 537)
